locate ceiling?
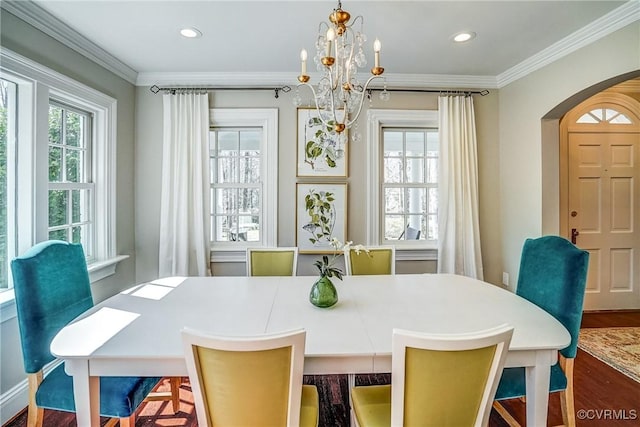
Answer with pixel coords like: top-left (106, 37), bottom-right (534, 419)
top-left (4, 1), bottom-right (635, 88)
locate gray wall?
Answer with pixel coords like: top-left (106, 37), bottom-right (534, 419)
top-left (134, 88), bottom-right (502, 282)
top-left (498, 22), bottom-right (640, 288)
top-left (0, 11), bottom-right (137, 422)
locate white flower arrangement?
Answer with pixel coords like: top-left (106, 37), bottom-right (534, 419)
top-left (314, 238), bottom-right (370, 280)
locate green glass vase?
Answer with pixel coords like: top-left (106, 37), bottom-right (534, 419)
top-left (309, 275), bottom-right (338, 308)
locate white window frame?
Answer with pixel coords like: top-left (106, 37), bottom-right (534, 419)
top-left (367, 109), bottom-right (438, 261)
top-left (0, 48), bottom-right (126, 322)
top-left (209, 108), bottom-right (278, 263)
top-left (47, 100), bottom-right (95, 257)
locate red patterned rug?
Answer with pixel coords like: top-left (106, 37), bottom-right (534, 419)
top-left (578, 327), bottom-right (640, 383)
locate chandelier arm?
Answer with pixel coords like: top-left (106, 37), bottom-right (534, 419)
top-left (351, 14), bottom-right (364, 30)
top-left (324, 67), bottom-right (340, 125)
top-left (343, 27), bottom-right (356, 86)
top-left (296, 81), bottom-right (339, 130)
top-left (344, 74), bottom-right (382, 128)
top-left (317, 21), bottom-right (329, 33)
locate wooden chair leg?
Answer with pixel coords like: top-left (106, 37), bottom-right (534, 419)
top-left (492, 401), bottom-right (522, 427)
top-left (104, 419), bottom-right (119, 427)
top-left (170, 376), bottom-right (181, 413)
top-left (559, 357), bottom-right (576, 427)
top-left (145, 376), bottom-right (182, 413)
top-left (118, 414), bottom-right (135, 427)
top-left (27, 372), bottom-right (44, 427)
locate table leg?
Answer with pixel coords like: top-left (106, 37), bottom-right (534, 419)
top-left (64, 359), bottom-right (100, 426)
top-left (348, 373), bottom-right (356, 427)
top-left (525, 352), bottom-right (552, 427)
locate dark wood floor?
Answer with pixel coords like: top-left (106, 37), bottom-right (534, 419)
top-left (4, 311), bottom-right (639, 427)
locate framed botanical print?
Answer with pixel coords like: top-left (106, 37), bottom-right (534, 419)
top-left (296, 183), bottom-right (348, 253)
top-left (296, 108), bottom-right (348, 178)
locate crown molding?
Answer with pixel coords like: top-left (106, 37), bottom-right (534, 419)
top-left (382, 74), bottom-right (498, 90)
top-left (136, 72), bottom-right (297, 87)
top-left (4, 0), bottom-right (635, 91)
top-left (496, 0), bottom-right (640, 88)
top-left (1, 0), bottom-right (138, 84)
top-left (136, 71), bottom-right (498, 90)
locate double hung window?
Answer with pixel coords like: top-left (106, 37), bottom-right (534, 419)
top-left (210, 128), bottom-right (262, 243)
top-left (48, 102), bottom-right (94, 256)
top-left (1, 48), bottom-right (120, 300)
top-left (208, 109), bottom-right (278, 261)
top-left (367, 109), bottom-right (438, 259)
top-left (382, 128), bottom-right (439, 242)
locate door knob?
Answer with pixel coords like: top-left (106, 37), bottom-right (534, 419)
top-left (571, 228), bottom-right (579, 244)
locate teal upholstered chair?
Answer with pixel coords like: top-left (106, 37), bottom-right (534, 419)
top-left (11, 240), bottom-right (176, 427)
top-left (351, 325), bottom-right (513, 427)
top-left (493, 236), bottom-right (590, 427)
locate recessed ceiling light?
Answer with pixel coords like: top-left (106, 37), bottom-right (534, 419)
top-left (452, 31), bottom-right (476, 43)
top-left (180, 28), bottom-right (202, 38)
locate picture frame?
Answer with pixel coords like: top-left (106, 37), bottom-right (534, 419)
top-left (296, 108), bottom-right (348, 178)
top-left (296, 183), bottom-right (348, 253)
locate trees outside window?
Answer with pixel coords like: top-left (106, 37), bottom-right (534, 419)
top-left (210, 128), bottom-right (262, 243)
top-left (47, 102), bottom-right (94, 257)
top-left (0, 78), bottom-right (16, 289)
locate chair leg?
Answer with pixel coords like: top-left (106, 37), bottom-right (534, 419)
top-left (559, 357), bottom-right (576, 427)
top-left (27, 372), bottom-right (44, 427)
top-left (118, 414), bottom-right (135, 427)
top-left (104, 419), bottom-right (119, 427)
top-left (170, 376), bottom-right (181, 413)
top-left (492, 401), bottom-right (521, 427)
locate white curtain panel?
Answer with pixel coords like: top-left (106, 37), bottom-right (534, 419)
top-left (437, 95), bottom-right (484, 279)
top-left (159, 93), bottom-right (211, 277)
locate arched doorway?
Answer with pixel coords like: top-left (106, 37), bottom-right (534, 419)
top-left (559, 90), bottom-right (640, 310)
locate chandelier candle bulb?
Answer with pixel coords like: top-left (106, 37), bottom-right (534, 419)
top-left (326, 28), bottom-right (336, 58)
top-left (300, 49), bottom-right (307, 75)
top-left (373, 39), bottom-right (381, 68)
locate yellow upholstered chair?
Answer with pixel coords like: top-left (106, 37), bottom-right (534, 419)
top-left (181, 328), bottom-right (318, 427)
top-left (247, 247), bottom-right (299, 276)
top-left (351, 325), bottom-right (513, 427)
top-left (344, 246), bottom-right (395, 275)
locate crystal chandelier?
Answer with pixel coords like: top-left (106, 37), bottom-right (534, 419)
top-left (294, 0), bottom-right (386, 141)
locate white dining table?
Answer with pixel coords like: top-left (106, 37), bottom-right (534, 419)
top-left (51, 273), bottom-right (570, 427)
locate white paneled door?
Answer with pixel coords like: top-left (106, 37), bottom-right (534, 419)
top-left (565, 92), bottom-right (640, 310)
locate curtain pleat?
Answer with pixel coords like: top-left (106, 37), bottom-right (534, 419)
top-left (159, 93), bottom-right (211, 277)
top-left (437, 95), bottom-right (484, 279)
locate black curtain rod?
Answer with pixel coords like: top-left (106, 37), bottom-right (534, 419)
top-left (150, 84), bottom-right (293, 98)
top-left (376, 88), bottom-right (490, 96)
top-left (149, 84), bottom-right (489, 98)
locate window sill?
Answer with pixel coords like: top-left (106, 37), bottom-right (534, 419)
top-left (0, 289), bottom-right (17, 323)
top-left (210, 250), bottom-right (247, 263)
top-left (87, 254), bottom-right (129, 282)
top-left (395, 248), bottom-right (438, 261)
top-left (0, 255), bottom-right (129, 324)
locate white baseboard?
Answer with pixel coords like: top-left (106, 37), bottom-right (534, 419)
top-left (0, 360), bottom-right (62, 425)
top-left (0, 377), bottom-right (28, 425)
